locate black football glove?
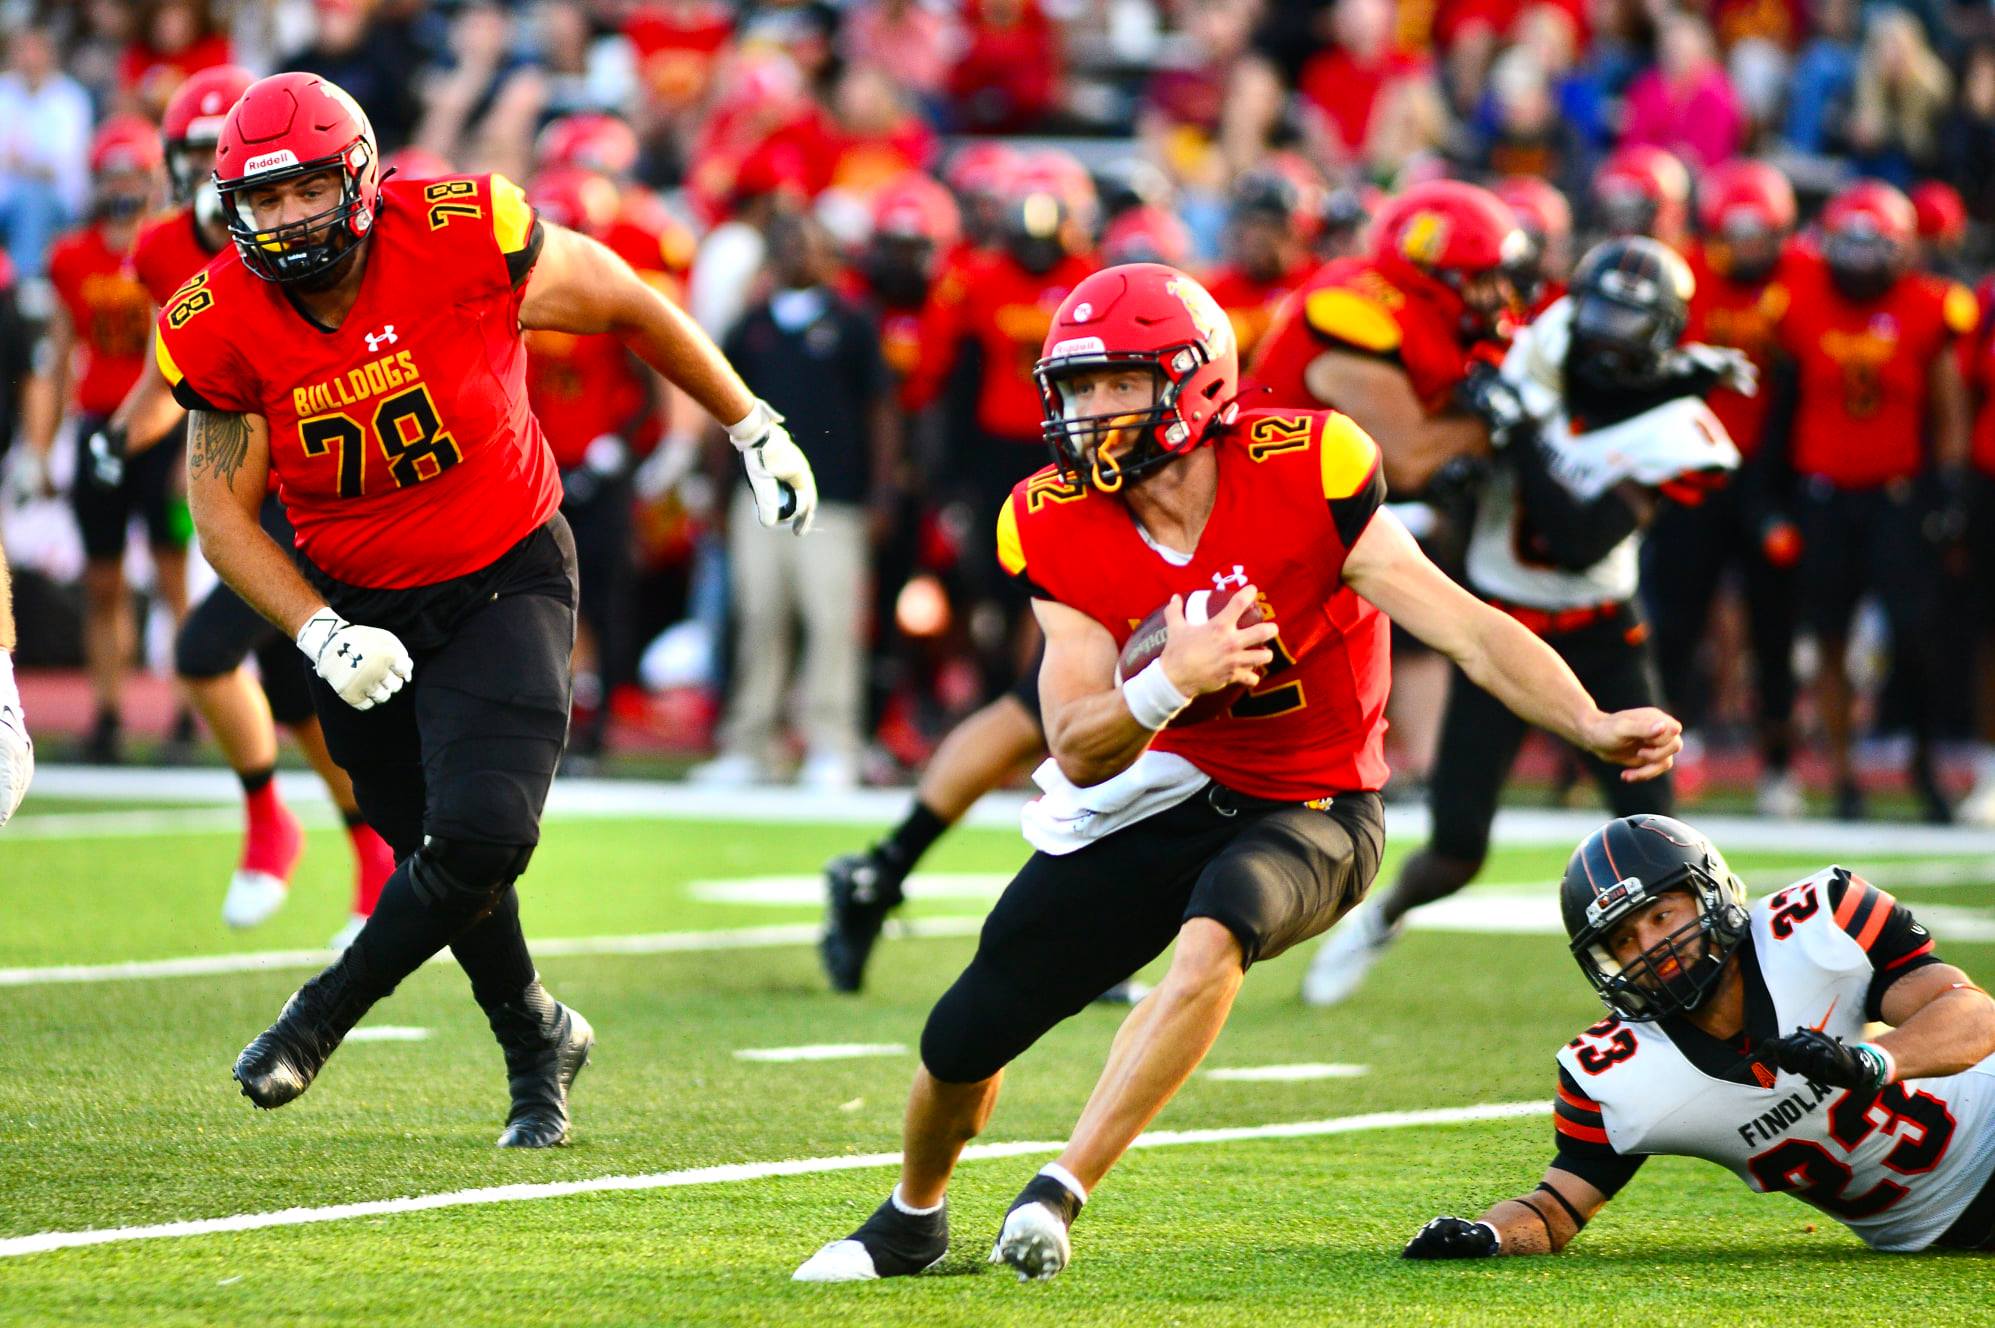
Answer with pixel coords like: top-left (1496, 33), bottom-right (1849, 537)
top-left (85, 423), bottom-right (127, 489)
top-left (1454, 361), bottom-right (1529, 449)
top-left (1402, 1216), bottom-right (1501, 1260)
top-left (1759, 1027), bottom-right (1893, 1093)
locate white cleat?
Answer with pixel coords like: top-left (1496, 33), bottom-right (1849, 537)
top-left (991, 1202), bottom-right (1071, 1282)
top-left (327, 913), bottom-right (368, 952)
top-left (0, 701), bottom-right (32, 827)
top-left (1755, 771), bottom-right (1805, 820)
top-left (221, 871), bottom-right (289, 929)
top-left (1301, 902), bottom-right (1401, 1008)
top-left (793, 1239), bottom-right (883, 1283)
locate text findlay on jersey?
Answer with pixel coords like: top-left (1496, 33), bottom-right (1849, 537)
top-left (1736, 1077), bottom-right (1839, 1148)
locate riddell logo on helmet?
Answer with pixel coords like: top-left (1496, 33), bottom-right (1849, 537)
top-left (243, 150), bottom-right (299, 175)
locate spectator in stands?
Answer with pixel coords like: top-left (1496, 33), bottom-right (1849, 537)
top-left (1847, 6), bottom-right (1952, 187)
top-left (1621, 11), bottom-right (1744, 168)
top-left (1467, 45), bottom-right (1590, 194)
top-left (1939, 41), bottom-right (1995, 225)
top-left (413, 1), bottom-right (544, 182)
top-left (119, 0), bottom-right (232, 116)
top-left (280, 0), bottom-right (425, 153)
top-left (1782, 0), bottom-right (1861, 155)
top-left (0, 27), bottom-right (93, 280)
top-left (529, 0), bottom-right (638, 125)
top-left (693, 211), bottom-right (897, 790)
top-left (842, 0), bottom-right (962, 117)
top-left (949, 0), bottom-right (1062, 133)
top-left (1297, 0), bottom-right (1445, 177)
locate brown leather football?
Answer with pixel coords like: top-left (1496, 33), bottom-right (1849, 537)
top-left (1114, 590), bottom-right (1265, 726)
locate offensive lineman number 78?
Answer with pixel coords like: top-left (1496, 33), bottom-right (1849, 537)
top-left (299, 386), bottom-right (464, 498)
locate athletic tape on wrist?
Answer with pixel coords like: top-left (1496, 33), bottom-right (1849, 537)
top-left (724, 399), bottom-right (775, 452)
top-left (294, 609), bottom-right (345, 664)
top-left (1478, 1220), bottom-right (1503, 1255)
top-left (1860, 1042), bottom-right (1897, 1088)
top-left (1121, 657), bottom-right (1190, 730)
top-left (0, 649), bottom-right (18, 710)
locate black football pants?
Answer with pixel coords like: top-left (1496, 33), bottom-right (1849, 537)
top-left (305, 517), bottom-right (577, 1007)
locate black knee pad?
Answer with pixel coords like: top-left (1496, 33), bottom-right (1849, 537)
top-left (919, 957), bottom-right (1045, 1085)
top-left (408, 836), bottom-right (536, 916)
top-left (174, 613), bottom-right (242, 681)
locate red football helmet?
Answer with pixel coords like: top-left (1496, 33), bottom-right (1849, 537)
top-left (1010, 148), bottom-right (1098, 230)
top-left (1102, 205), bottom-right (1194, 268)
top-left (1034, 263), bottom-right (1239, 492)
top-left (536, 112), bottom-right (640, 179)
top-left (1910, 180), bottom-right (1967, 249)
top-left (1696, 159), bottom-right (1795, 281)
top-left (213, 72), bottom-right (380, 286)
top-left (870, 171), bottom-right (962, 251)
top-left (1371, 179), bottom-right (1528, 337)
top-left (1493, 175), bottom-right (1574, 304)
top-left (1591, 145), bottom-right (1692, 241)
top-left (383, 146), bottom-right (455, 182)
top-left (1820, 179), bottom-right (1916, 300)
top-left (161, 64), bottom-right (254, 206)
top-left (90, 115), bottom-right (164, 178)
top-left (527, 165), bottom-right (620, 237)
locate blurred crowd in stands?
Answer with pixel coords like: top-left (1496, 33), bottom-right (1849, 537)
top-left (5, 0), bottom-right (1995, 820)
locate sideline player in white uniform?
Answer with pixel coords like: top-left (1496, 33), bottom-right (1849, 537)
top-left (1305, 237), bottom-right (1751, 1007)
top-left (1403, 814), bottom-right (1995, 1258)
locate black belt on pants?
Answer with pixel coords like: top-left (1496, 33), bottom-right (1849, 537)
top-left (1933, 1158), bottom-right (1995, 1251)
top-left (1204, 782), bottom-right (1341, 818)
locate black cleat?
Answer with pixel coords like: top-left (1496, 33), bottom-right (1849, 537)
top-left (794, 1193), bottom-right (949, 1281)
top-left (489, 980), bottom-right (593, 1148)
top-left (819, 850), bottom-right (907, 994)
top-left (1913, 765), bottom-right (1954, 825)
top-left (233, 953), bottom-right (371, 1109)
top-left (1834, 779), bottom-right (1868, 823)
top-left (82, 710), bottom-right (123, 766)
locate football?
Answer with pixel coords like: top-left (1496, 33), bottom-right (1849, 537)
top-left (1115, 589), bottom-right (1266, 726)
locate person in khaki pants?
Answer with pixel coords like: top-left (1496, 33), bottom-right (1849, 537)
top-left (692, 212), bottom-right (900, 790)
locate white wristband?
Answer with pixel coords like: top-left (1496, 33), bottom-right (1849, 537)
top-left (1121, 657), bottom-right (1190, 730)
top-left (0, 648), bottom-right (18, 712)
top-left (295, 608), bottom-right (346, 664)
top-left (724, 399), bottom-right (776, 453)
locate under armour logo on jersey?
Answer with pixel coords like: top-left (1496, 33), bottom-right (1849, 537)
top-left (1212, 565), bottom-right (1249, 592)
top-left (364, 325), bottom-right (397, 352)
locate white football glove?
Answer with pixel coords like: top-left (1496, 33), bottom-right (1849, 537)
top-left (0, 659), bottom-right (31, 827)
top-left (296, 609), bottom-right (413, 711)
top-left (727, 399), bottom-right (817, 536)
top-left (1671, 343), bottom-right (1759, 397)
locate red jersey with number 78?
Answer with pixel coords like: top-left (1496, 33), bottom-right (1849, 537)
top-left (996, 407), bottom-right (1393, 799)
top-left (153, 173), bottom-right (559, 589)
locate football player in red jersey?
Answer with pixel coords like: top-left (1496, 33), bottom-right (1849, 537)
top-left (25, 117), bottom-right (183, 764)
top-left (1773, 181), bottom-right (1974, 822)
top-left (1493, 175), bottom-right (1574, 317)
top-left (1957, 275), bottom-right (1995, 824)
top-left (158, 73), bottom-right (817, 1147)
top-left (1643, 158), bottom-right (1806, 818)
top-left (1588, 145), bottom-right (1692, 250)
top-left (795, 263), bottom-right (1680, 1284)
top-left (1203, 169), bottom-right (1317, 363)
top-left (99, 66), bottom-right (397, 942)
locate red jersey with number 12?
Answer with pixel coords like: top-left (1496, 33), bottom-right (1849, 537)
top-left (997, 408), bottom-right (1392, 799)
top-left (153, 173), bottom-right (557, 589)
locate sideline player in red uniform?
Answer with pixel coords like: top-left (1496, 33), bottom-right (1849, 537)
top-left (1493, 175), bottom-right (1574, 316)
top-left (1203, 169), bottom-right (1316, 363)
top-left (26, 117), bottom-right (184, 763)
top-left (795, 263), bottom-right (1680, 1284)
top-left (1643, 158), bottom-right (1806, 818)
top-left (1773, 181), bottom-right (1973, 822)
top-left (1588, 145), bottom-right (1691, 251)
top-left (104, 66), bottom-right (396, 941)
top-left (0, 534), bottom-right (29, 826)
top-left (158, 73), bottom-right (817, 1147)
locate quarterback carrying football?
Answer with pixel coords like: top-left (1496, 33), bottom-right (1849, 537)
top-left (1404, 815), bottom-right (1995, 1258)
top-left (158, 73), bottom-right (816, 1148)
top-left (796, 262), bottom-right (1681, 1285)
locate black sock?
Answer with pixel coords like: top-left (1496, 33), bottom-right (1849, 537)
top-left (341, 809), bottom-right (366, 831)
top-left (1009, 1174), bottom-right (1084, 1229)
top-left (880, 802), bottom-right (948, 872)
top-left (451, 887), bottom-right (537, 1011)
top-left (239, 765), bottom-right (276, 797)
top-left (850, 1193), bottom-right (948, 1276)
top-left (346, 862), bottom-right (472, 1003)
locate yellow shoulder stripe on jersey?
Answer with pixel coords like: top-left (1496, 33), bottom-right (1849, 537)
top-left (490, 173), bottom-right (534, 255)
top-left (996, 494), bottom-right (1028, 577)
top-left (1319, 413), bottom-right (1381, 500)
top-left (153, 326), bottom-right (184, 387)
top-left (1304, 288), bottom-right (1402, 353)
top-left (1944, 282), bottom-right (1979, 337)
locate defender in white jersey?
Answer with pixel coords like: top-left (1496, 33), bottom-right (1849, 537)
top-left (1404, 814), bottom-right (1995, 1259)
top-left (1306, 238), bottom-right (1748, 1008)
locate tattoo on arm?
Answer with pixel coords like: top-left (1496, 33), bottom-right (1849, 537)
top-left (189, 410), bottom-right (252, 487)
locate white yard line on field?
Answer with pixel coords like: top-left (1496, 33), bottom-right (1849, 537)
top-left (733, 1043), bottom-right (908, 1062)
top-left (0, 918), bottom-right (985, 988)
top-left (0, 1100), bottom-right (1549, 1260)
top-left (26, 765), bottom-right (1995, 855)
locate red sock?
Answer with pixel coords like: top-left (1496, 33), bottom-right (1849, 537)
top-left (349, 823), bottom-right (394, 916)
top-left (240, 782), bottom-right (302, 879)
